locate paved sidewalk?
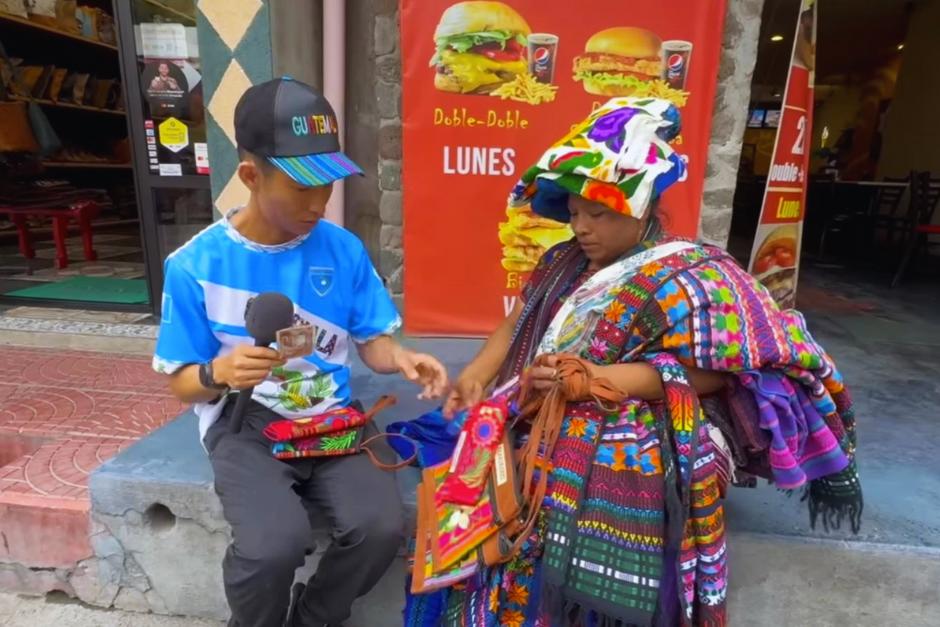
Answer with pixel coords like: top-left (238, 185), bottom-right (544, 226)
top-left (0, 346), bottom-right (182, 574)
top-left (0, 592), bottom-right (221, 627)
top-left (0, 554), bottom-right (405, 626)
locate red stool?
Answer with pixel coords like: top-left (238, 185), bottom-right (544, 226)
top-left (0, 200), bottom-right (100, 270)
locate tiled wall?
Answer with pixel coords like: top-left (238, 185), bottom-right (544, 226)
top-left (195, 0), bottom-right (273, 215)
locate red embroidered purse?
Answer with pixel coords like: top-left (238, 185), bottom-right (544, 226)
top-left (263, 396), bottom-right (415, 469)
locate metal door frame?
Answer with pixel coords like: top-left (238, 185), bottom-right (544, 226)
top-left (114, 0), bottom-right (211, 314)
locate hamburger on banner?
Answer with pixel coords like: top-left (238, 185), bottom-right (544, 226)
top-left (573, 27), bottom-right (663, 97)
top-left (431, 2), bottom-right (532, 94)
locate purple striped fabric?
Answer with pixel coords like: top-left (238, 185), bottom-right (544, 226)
top-left (738, 370), bottom-right (849, 490)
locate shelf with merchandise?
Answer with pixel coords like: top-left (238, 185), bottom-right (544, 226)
top-left (10, 94), bottom-right (125, 116)
top-left (0, 12), bottom-right (117, 51)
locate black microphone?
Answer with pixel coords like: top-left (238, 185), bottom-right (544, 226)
top-left (229, 292), bottom-right (295, 434)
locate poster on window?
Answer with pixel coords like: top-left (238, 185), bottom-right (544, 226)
top-left (136, 22), bottom-right (207, 177)
top-left (401, 0), bottom-right (728, 335)
top-left (140, 22), bottom-right (189, 59)
top-left (747, 0), bottom-right (817, 309)
top-left (141, 60), bottom-right (189, 116)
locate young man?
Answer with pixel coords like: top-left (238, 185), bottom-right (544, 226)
top-left (153, 77), bottom-right (448, 627)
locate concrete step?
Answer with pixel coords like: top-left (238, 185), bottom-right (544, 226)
top-left (87, 404), bottom-right (940, 624)
top-left (0, 312), bottom-right (156, 356)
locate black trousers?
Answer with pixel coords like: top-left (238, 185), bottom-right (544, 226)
top-left (205, 400), bottom-right (404, 627)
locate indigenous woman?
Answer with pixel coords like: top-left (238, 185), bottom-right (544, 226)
top-left (408, 98), bottom-right (861, 626)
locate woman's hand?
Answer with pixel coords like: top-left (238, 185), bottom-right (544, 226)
top-left (442, 374), bottom-right (485, 418)
top-left (528, 354), bottom-right (564, 392)
top-left (440, 299), bottom-right (524, 418)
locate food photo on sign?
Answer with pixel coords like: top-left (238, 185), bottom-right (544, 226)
top-left (430, 2), bottom-right (531, 95)
top-left (572, 26), bottom-right (691, 104)
top-left (428, 3), bottom-right (696, 277)
top-left (402, 0), bottom-right (727, 334)
top-left (498, 204), bottom-right (571, 273)
top-left (750, 224), bottom-right (800, 305)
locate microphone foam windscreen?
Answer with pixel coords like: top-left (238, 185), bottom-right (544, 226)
top-left (245, 292), bottom-right (295, 344)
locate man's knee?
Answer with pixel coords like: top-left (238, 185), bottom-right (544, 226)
top-left (335, 505), bottom-right (404, 553)
top-left (233, 513), bottom-right (313, 577)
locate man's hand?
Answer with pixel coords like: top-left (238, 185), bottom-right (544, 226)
top-left (442, 375), bottom-right (485, 418)
top-left (212, 344), bottom-right (285, 390)
top-left (393, 347), bottom-right (448, 400)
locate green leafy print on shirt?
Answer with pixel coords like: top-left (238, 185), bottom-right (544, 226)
top-left (270, 367), bottom-right (338, 412)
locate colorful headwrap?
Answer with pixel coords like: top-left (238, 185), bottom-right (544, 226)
top-left (509, 97), bottom-right (687, 222)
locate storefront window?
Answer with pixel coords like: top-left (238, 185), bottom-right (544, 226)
top-left (130, 0), bottom-right (208, 178)
top-left (152, 187), bottom-right (212, 259)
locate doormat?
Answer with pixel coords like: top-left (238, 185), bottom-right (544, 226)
top-left (5, 276), bottom-right (150, 304)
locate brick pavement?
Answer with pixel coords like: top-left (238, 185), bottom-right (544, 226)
top-left (0, 346), bottom-right (181, 569)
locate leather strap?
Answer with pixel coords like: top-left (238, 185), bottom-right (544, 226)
top-left (501, 354), bottom-right (626, 559)
top-left (360, 395), bottom-right (419, 470)
top-left (364, 394), bottom-right (397, 420)
top-left (361, 432), bottom-right (418, 471)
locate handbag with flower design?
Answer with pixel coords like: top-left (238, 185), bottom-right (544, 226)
top-left (410, 397), bottom-right (528, 593)
top-left (411, 431), bottom-right (525, 592)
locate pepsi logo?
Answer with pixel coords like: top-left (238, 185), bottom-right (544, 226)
top-left (533, 47), bottom-right (550, 63)
top-left (668, 53), bottom-right (685, 69)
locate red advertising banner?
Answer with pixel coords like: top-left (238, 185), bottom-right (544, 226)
top-left (401, 0), bottom-right (727, 335)
top-left (747, 0), bottom-right (817, 308)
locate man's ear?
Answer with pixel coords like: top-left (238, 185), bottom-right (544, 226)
top-left (237, 159), bottom-right (261, 191)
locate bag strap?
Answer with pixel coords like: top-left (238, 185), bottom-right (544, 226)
top-left (364, 394), bottom-right (397, 420)
top-left (360, 395), bottom-right (418, 471)
top-left (361, 432), bottom-right (418, 471)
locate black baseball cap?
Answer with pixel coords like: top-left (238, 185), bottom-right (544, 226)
top-left (234, 77), bottom-right (363, 186)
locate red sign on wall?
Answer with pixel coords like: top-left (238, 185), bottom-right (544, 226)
top-left (401, 0), bottom-right (728, 335)
top-left (747, 0), bottom-right (818, 308)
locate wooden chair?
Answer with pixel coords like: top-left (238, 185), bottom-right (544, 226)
top-left (817, 179), bottom-right (871, 263)
top-left (892, 171), bottom-right (940, 287)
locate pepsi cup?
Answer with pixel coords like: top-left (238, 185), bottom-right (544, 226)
top-left (528, 34), bottom-right (559, 84)
top-left (661, 40), bottom-right (693, 90)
